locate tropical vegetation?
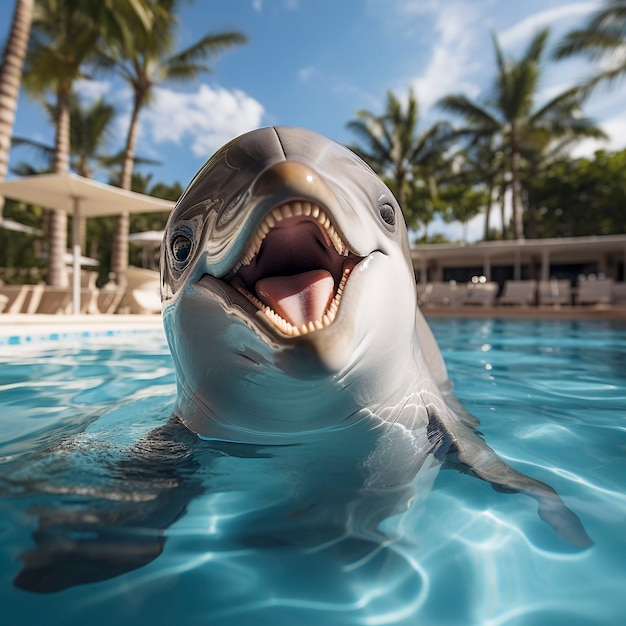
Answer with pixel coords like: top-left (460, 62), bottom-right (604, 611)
top-left (553, 0), bottom-right (626, 94)
top-left (347, 89), bottom-right (452, 221)
top-left (96, 0), bottom-right (246, 280)
top-left (347, 2), bottom-right (625, 243)
top-left (1, 0), bottom-right (625, 286)
top-left (0, 0), bottom-right (32, 215)
top-left (0, 0), bottom-right (246, 285)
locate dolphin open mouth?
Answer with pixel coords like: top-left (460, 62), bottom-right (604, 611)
top-left (224, 201), bottom-right (363, 336)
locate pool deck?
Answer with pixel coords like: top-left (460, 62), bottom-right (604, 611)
top-left (421, 304), bottom-right (626, 320)
top-left (0, 314), bottom-right (165, 344)
top-left (1, 304), bottom-right (625, 342)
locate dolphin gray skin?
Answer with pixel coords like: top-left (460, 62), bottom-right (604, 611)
top-left (161, 126), bottom-right (591, 547)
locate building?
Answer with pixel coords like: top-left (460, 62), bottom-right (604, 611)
top-left (411, 234), bottom-right (626, 288)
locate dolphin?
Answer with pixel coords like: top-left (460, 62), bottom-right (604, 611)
top-left (160, 126), bottom-right (591, 547)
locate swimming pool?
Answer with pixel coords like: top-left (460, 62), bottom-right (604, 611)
top-left (0, 317), bottom-right (624, 625)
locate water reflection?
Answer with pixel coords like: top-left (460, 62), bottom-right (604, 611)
top-left (10, 414), bottom-right (442, 621)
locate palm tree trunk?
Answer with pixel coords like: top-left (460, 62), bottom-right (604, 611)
top-left (394, 171), bottom-right (406, 209)
top-left (47, 87), bottom-right (71, 287)
top-left (510, 147), bottom-right (524, 240)
top-left (111, 93), bottom-right (143, 281)
top-left (483, 182), bottom-right (494, 240)
top-left (499, 181), bottom-right (507, 239)
top-left (0, 0), bottom-right (34, 217)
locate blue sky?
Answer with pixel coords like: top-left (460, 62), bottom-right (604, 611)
top-left (2, 0), bottom-right (624, 240)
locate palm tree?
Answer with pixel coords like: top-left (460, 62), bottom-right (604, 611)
top-left (22, 0), bottom-right (155, 286)
top-left (554, 0), bottom-right (626, 93)
top-left (347, 89), bottom-right (452, 215)
top-left (23, 0), bottom-right (105, 285)
top-left (0, 0), bottom-right (34, 218)
top-left (439, 29), bottom-right (605, 240)
top-left (404, 177), bottom-right (443, 240)
top-left (449, 138), bottom-right (505, 240)
top-left (440, 185), bottom-right (489, 242)
top-left (68, 96), bottom-right (116, 179)
top-left (100, 0), bottom-right (247, 281)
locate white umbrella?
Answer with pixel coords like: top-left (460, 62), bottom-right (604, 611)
top-left (129, 229), bottom-right (164, 244)
top-left (0, 173), bottom-right (174, 314)
top-left (63, 252), bottom-right (99, 267)
top-left (0, 217), bottom-right (44, 236)
top-left (129, 230), bottom-right (165, 269)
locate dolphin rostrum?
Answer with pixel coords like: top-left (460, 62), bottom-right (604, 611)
top-left (160, 126), bottom-right (591, 547)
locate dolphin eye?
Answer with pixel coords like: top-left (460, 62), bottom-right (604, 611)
top-left (171, 234), bottom-right (192, 264)
top-left (379, 203), bottom-right (396, 226)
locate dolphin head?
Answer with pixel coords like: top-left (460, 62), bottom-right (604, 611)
top-left (161, 126), bottom-right (419, 443)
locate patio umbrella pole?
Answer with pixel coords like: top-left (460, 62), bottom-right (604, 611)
top-left (72, 196), bottom-right (81, 315)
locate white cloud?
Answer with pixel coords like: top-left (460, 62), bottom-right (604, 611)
top-left (74, 79), bottom-right (112, 103)
top-left (297, 66), bottom-right (316, 82)
top-left (392, 0), bottom-right (444, 16)
top-left (570, 112), bottom-right (626, 157)
top-left (142, 84), bottom-right (265, 157)
top-left (499, 2), bottom-right (599, 49)
top-left (252, 0), bottom-right (262, 12)
top-left (408, 2), bottom-right (484, 112)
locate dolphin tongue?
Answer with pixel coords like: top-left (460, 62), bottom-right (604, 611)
top-left (256, 270), bottom-right (335, 328)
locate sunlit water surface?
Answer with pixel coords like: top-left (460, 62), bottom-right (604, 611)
top-left (0, 318), bottom-right (624, 625)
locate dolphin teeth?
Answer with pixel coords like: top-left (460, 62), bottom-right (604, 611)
top-left (229, 200), bottom-right (358, 337)
top-left (234, 201), bottom-right (351, 269)
top-left (233, 259), bottom-right (355, 338)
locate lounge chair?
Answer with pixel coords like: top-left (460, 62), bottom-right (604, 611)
top-left (463, 281), bottom-right (498, 307)
top-left (612, 283), bottom-right (626, 307)
top-left (576, 278), bottom-right (614, 306)
top-left (424, 281), bottom-right (466, 307)
top-left (96, 285), bottom-right (126, 314)
top-left (538, 280), bottom-right (572, 307)
top-left (0, 284), bottom-right (44, 314)
top-left (34, 287), bottom-right (73, 314)
top-left (498, 280), bottom-right (537, 306)
top-left (121, 266), bottom-right (161, 314)
top-left (67, 270), bottom-right (100, 314)
top-left (0, 293), bottom-right (7, 313)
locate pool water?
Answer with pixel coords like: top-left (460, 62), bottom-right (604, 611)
top-left (0, 318), bottom-right (624, 625)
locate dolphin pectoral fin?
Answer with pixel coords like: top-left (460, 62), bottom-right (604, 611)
top-left (428, 410), bottom-right (593, 548)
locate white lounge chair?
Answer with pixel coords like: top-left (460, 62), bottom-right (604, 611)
top-left (463, 281), bottom-right (498, 307)
top-left (121, 266), bottom-right (161, 314)
top-left (612, 283), bottom-right (626, 307)
top-left (96, 285), bottom-right (126, 314)
top-left (576, 278), bottom-right (614, 306)
top-left (34, 287), bottom-right (73, 314)
top-left (424, 281), bottom-right (466, 307)
top-left (498, 280), bottom-right (537, 306)
top-left (538, 280), bottom-right (572, 306)
top-left (0, 284), bottom-right (44, 314)
top-left (67, 270), bottom-right (101, 314)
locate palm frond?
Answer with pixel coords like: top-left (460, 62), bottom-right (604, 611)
top-left (166, 32), bottom-right (247, 71)
top-left (523, 27), bottom-right (550, 65)
top-left (438, 94), bottom-right (500, 130)
top-left (345, 119), bottom-right (389, 170)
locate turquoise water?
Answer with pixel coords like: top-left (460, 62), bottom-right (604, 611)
top-left (0, 318), bottom-right (624, 625)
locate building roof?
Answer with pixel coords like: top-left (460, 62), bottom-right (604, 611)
top-left (411, 234), bottom-right (626, 267)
